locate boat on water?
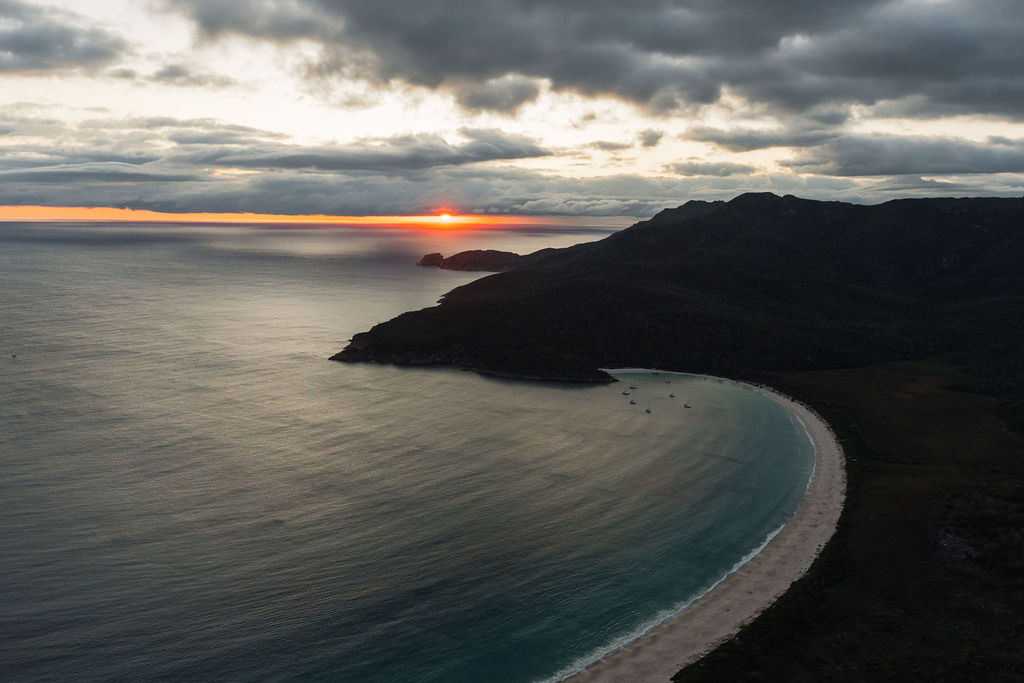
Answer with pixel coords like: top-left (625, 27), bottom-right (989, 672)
top-left (684, 403), bottom-right (692, 409)
top-left (645, 401), bottom-right (652, 414)
top-left (629, 399), bottom-right (636, 405)
top-left (622, 391), bottom-right (630, 396)
top-left (669, 393), bottom-right (675, 398)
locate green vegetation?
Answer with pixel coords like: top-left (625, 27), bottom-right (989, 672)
top-left (675, 359), bottom-right (1024, 681)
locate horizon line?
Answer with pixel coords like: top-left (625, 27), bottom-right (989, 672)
top-left (0, 205), bottom-right (631, 228)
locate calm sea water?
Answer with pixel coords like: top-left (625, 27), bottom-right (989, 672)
top-left (0, 221), bottom-right (814, 682)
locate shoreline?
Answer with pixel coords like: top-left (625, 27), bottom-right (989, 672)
top-left (565, 370), bottom-right (847, 682)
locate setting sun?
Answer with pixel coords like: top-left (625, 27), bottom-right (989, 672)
top-left (0, 205), bottom-right (567, 230)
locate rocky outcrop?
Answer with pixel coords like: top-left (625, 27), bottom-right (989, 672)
top-left (416, 249), bottom-right (524, 272)
top-left (417, 252), bottom-right (445, 267)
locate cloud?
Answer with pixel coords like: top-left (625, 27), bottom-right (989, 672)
top-left (149, 63), bottom-right (237, 88)
top-left (107, 67), bottom-right (138, 80)
top-left (1, 153), bottom-right (1018, 217)
top-left (0, 107), bottom-right (857, 216)
top-left (666, 160), bottom-right (758, 177)
top-left (124, 116), bottom-right (287, 138)
top-left (0, 162), bottom-right (198, 183)
top-left (166, 0), bottom-right (324, 41)
top-left (761, 0), bottom-right (1024, 118)
top-left (638, 129), bottom-right (663, 148)
top-left (0, 109), bottom-right (547, 176)
top-left (0, 0), bottom-right (128, 73)
top-left (783, 134), bottom-right (1024, 176)
top-left (104, 63), bottom-right (238, 88)
top-left (177, 128), bottom-right (551, 172)
top-left (3, 107), bottom-right (1022, 218)
top-left (451, 74), bottom-right (541, 113)
top-left (0, 164), bottom-right (700, 216)
top-left (0, 109), bottom-right (286, 171)
top-left (865, 176), bottom-right (983, 194)
top-left (162, 0), bottom-right (1024, 120)
top-left (167, 131), bottom-right (275, 146)
top-left (685, 125), bottom-right (839, 152)
top-left (590, 140), bottom-right (632, 152)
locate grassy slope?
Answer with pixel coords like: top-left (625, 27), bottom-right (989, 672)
top-left (674, 358), bottom-right (1024, 681)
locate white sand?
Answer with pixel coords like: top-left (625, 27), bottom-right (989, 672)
top-left (568, 373), bottom-right (846, 683)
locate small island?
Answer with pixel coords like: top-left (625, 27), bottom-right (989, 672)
top-left (417, 249), bottom-right (526, 272)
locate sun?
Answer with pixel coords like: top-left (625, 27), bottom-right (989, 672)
top-left (439, 212), bottom-right (452, 222)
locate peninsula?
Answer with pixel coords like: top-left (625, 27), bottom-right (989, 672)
top-left (334, 193), bottom-right (1023, 394)
top-left (334, 193), bottom-right (1024, 680)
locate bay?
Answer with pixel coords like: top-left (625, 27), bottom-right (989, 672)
top-left (0, 221), bottom-right (813, 682)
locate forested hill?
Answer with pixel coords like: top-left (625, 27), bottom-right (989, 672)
top-left (333, 193), bottom-right (1024, 394)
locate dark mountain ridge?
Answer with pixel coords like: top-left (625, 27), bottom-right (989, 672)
top-left (333, 193), bottom-right (1024, 389)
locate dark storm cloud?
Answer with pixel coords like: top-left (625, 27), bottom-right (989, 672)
top-left (164, 0), bottom-right (1024, 119)
top-left (0, 0), bottom-right (127, 73)
top-left (169, 0), bottom-right (323, 41)
top-left (666, 160), bottom-right (758, 177)
top-left (685, 125), bottom-right (839, 152)
top-left (178, 129), bottom-right (550, 172)
top-left (784, 135), bottom-right (1024, 176)
top-left (756, 0), bottom-right (1024, 118)
top-left (451, 75), bottom-right (541, 113)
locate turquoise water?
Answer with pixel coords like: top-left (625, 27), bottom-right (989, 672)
top-left (0, 221), bottom-right (814, 681)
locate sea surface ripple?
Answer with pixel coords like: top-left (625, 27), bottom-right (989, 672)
top-left (0, 221), bottom-right (813, 682)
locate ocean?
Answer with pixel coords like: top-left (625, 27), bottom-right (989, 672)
top-left (0, 220), bottom-right (814, 682)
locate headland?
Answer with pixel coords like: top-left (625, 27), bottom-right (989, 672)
top-left (333, 194), bottom-right (1024, 679)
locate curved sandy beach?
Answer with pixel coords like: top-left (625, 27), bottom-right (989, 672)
top-left (568, 373), bottom-right (846, 682)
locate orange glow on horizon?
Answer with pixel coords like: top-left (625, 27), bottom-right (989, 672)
top-left (0, 205), bottom-right (553, 229)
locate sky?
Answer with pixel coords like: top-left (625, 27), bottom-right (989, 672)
top-left (1, 0), bottom-right (1023, 218)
